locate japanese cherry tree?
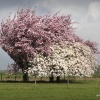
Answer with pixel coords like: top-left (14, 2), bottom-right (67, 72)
top-left (28, 41), bottom-right (98, 81)
top-left (0, 8), bottom-right (98, 81)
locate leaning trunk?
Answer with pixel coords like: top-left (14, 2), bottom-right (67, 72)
top-left (23, 73), bottom-right (29, 82)
top-left (22, 68), bottom-right (29, 82)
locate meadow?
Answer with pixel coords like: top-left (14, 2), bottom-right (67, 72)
top-left (0, 80), bottom-right (100, 100)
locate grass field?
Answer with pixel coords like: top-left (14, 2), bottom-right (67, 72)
top-left (0, 80), bottom-right (100, 100)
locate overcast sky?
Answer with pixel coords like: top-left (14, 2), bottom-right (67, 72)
top-left (0, 0), bottom-right (100, 69)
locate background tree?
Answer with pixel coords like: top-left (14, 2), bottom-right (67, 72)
top-left (28, 41), bottom-right (98, 82)
top-left (0, 8), bottom-right (98, 81)
top-left (7, 63), bottom-right (19, 75)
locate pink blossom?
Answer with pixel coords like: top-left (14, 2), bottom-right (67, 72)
top-left (0, 8), bottom-right (98, 72)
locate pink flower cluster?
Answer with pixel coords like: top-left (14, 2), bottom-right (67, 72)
top-left (0, 8), bottom-right (98, 70)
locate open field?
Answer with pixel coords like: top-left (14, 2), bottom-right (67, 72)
top-left (0, 80), bottom-right (100, 100)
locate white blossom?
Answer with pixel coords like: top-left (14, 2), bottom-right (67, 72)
top-left (28, 42), bottom-right (97, 78)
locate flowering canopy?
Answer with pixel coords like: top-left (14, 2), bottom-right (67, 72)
top-left (0, 8), bottom-right (74, 69)
top-left (28, 41), bottom-right (97, 77)
top-left (0, 8), bottom-right (98, 76)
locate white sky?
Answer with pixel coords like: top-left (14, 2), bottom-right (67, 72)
top-left (0, 0), bottom-right (100, 69)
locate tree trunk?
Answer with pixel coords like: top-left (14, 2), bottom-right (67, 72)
top-left (49, 76), bottom-right (54, 82)
top-left (23, 73), bottom-right (29, 82)
top-left (35, 76), bottom-right (36, 86)
top-left (56, 76), bottom-right (60, 82)
top-left (22, 67), bottom-right (29, 82)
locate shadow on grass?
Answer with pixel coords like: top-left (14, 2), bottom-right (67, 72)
top-left (0, 79), bottom-right (86, 84)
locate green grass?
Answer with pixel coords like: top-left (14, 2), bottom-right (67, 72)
top-left (0, 80), bottom-right (100, 100)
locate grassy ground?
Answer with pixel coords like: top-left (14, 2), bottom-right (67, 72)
top-left (0, 80), bottom-right (100, 100)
